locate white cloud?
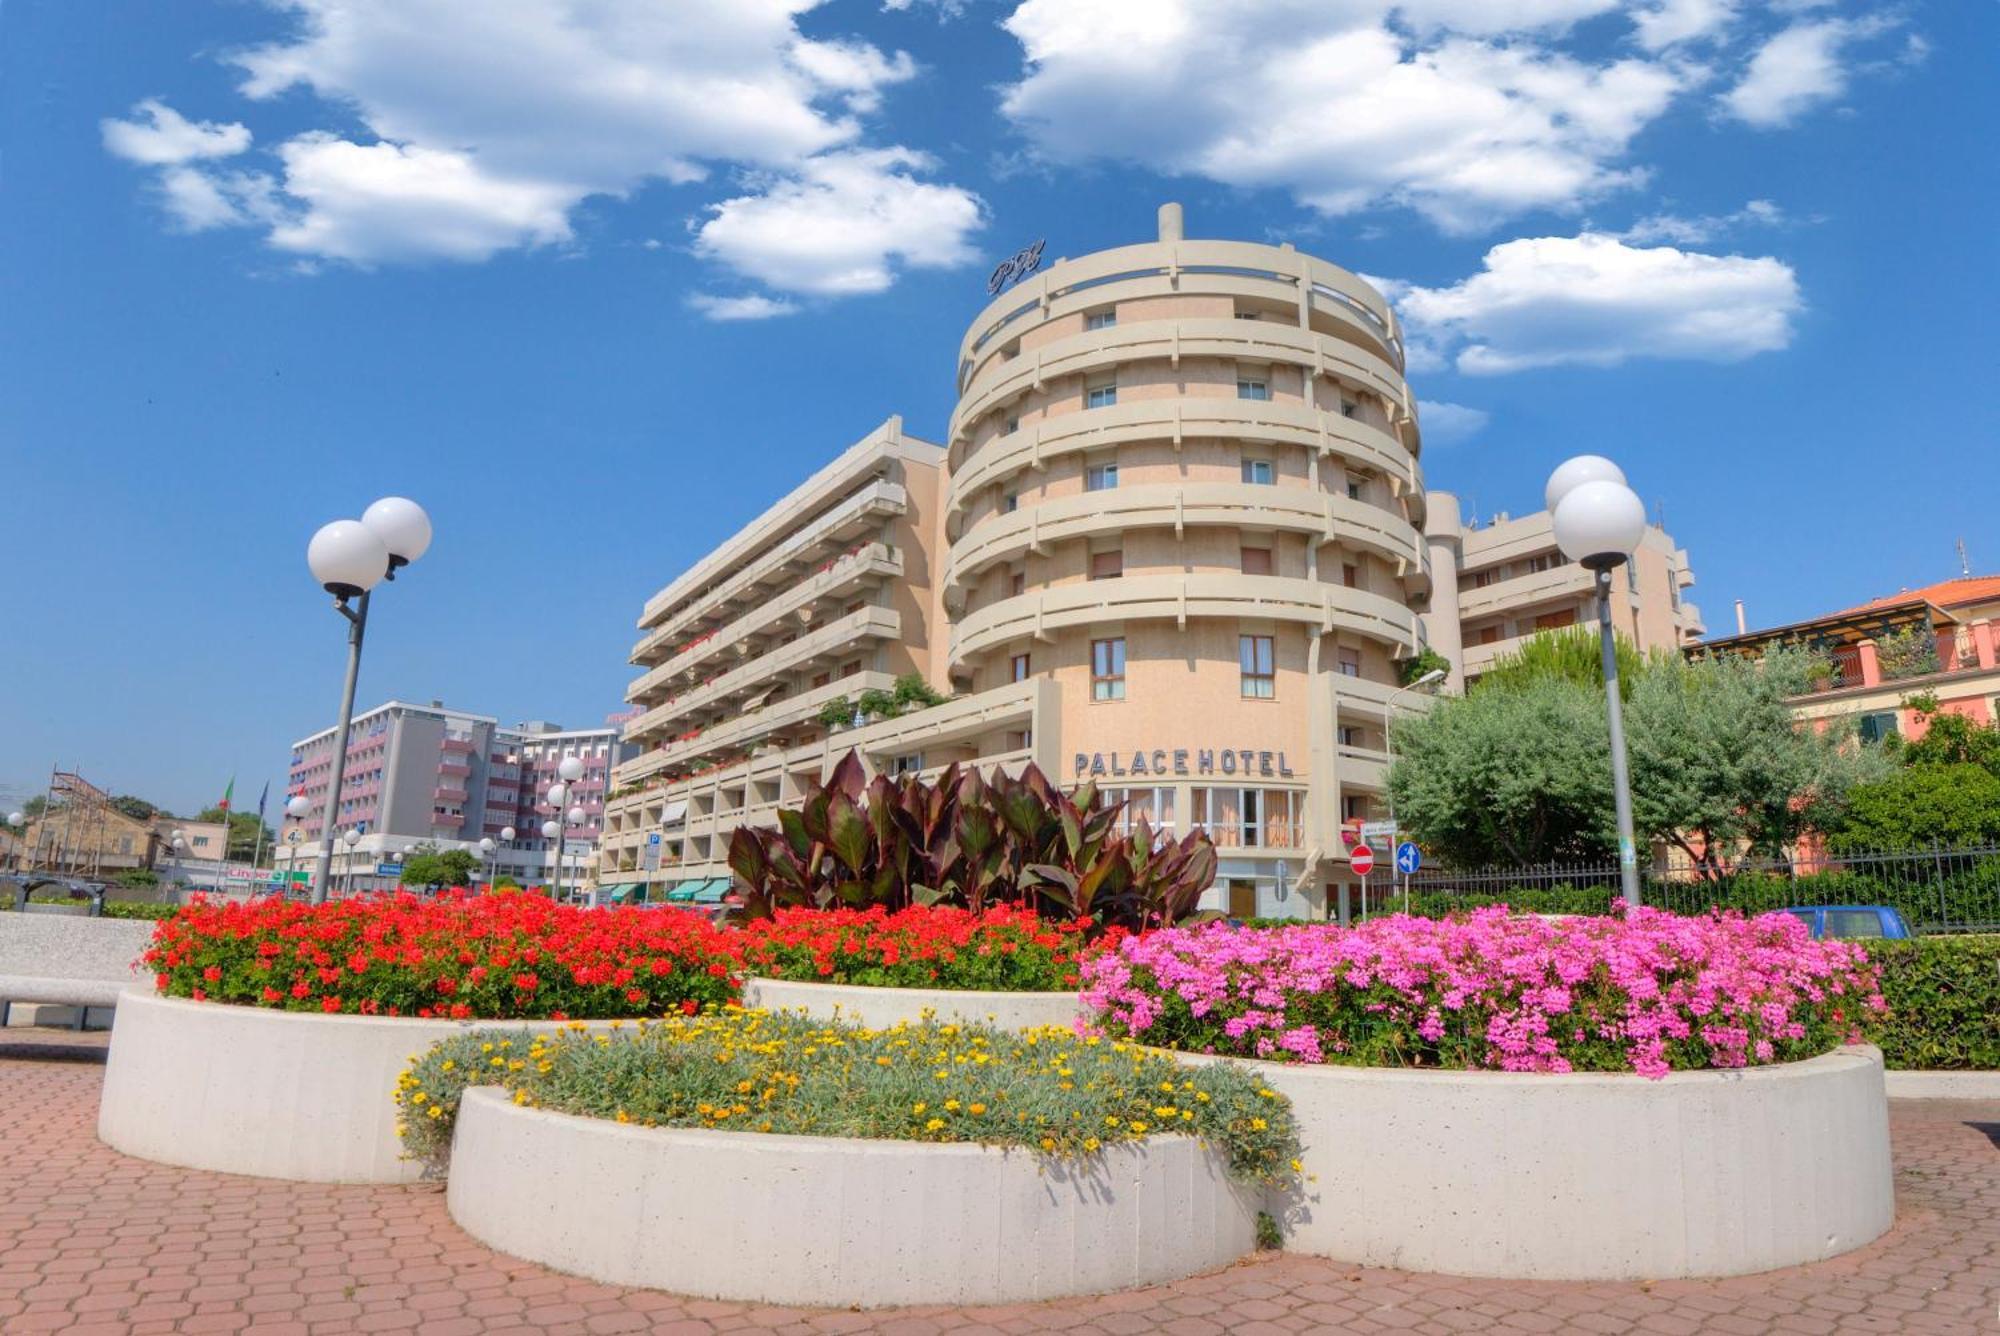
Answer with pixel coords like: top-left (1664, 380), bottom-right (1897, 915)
top-left (101, 99), bottom-right (251, 166)
top-left (687, 293), bottom-right (800, 320)
top-left (1720, 15), bottom-right (1895, 127)
top-left (693, 148), bottom-right (983, 295)
top-left (999, 0), bottom-right (1687, 232)
top-left (1615, 197), bottom-right (1785, 244)
top-left (1417, 400), bottom-right (1492, 445)
top-left (1389, 232), bottom-right (1801, 374)
top-left (1630, 0), bottom-right (1739, 51)
top-left (100, 0), bottom-right (981, 298)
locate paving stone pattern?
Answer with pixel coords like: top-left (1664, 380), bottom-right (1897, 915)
top-left (2, 1031), bottom-right (1995, 1335)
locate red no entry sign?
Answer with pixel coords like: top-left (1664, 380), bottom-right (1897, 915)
top-left (1348, 843), bottom-right (1374, 877)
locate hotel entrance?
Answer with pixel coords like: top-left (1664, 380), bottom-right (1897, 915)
top-left (1225, 879), bottom-right (1257, 919)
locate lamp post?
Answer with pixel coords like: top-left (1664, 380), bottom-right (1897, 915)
top-left (498, 826), bottom-right (516, 888)
top-left (5, 811), bottom-right (22, 876)
top-left (546, 756), bottom-right (585, 901)
top-left (1384, 666), bottom-right (1448, 913)
top-left (478, 837), bottom-right (495, 888)
top-left (305, 497), bottom-right (432, 906)
top-left (540, 819), bottom-right (561, 896)
top-left (1547, 455), bottom-right (1649, 912)
top-left (281, 794), bottom-right (310, 891)
top-left (340, 827), bottom-right (362, 897)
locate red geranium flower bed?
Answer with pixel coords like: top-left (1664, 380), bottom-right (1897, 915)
top-left (737, 903), bottom-right (1124, 992)
top-left (145, 892), bottom-right (741, 1020)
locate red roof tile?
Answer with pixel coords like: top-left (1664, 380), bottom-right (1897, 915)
top-left (1829, 575), bottom-right (2000, 618)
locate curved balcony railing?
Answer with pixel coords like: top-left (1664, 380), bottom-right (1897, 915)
top-left (1455, 565), bottom-right (1596, 622)
top-left (952, 318), bottom-right (1411, 448)
top-left (944, 483), bottom-right (1427, 599)
top-left (617, 671), bottom-right (900, 786)
top-left (635, 479), bottom-right (907, 644)
top-left (625, 606), bottom-right (902, 744)
top-left (955, 238), bottom-right (1402, 383)
top-left (628, 543), bottom-right (902, 698)
top-left (946, 572), bottom-right (1420, 671)
top-left (947, 396), bottom-right (1424, 527)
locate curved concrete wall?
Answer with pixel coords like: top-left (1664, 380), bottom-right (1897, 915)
top-left (97, 989), bottom-right (625, 1183)
top-left (1174, 1044), bottom-right (1892, 1279)
top-left (741, 976), bottom-right (1081, 1031)
top-left (448, 1087), bottom-right (1256, 1305)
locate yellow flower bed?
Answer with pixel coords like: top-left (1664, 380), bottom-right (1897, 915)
top-left (396, 1008), bottom-right (1300, 1186)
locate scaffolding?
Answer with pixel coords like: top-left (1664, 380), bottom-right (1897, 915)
top-left (26, 768), bottom-right (121, 878)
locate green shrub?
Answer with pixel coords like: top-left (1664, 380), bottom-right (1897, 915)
top-left (101, 900), bottom-right (179, 921)
top-left (1868, 935), bottom-right (2000, 1070)
top-left (395, 1011), bottom-right (1303, 1185)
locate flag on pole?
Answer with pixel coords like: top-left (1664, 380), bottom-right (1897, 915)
top-left (217, 776), bottom-right (235, 813)
top-left (255, 781), bottom-right (269, 821)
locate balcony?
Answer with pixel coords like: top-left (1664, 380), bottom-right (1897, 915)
top-left (636, 479), bottom-right (908, 646)
top-left (628, 541), bottom-right (903, 696)
top-left (949, 396), bottom-right (1422, 528)
top-left (948, 572), bottom-right (1421, 671)
top-left (954, 316), bottom-right (1407, 447)
top-left (616, 671), bottom-right (901, 785)
top-left (625, 605), bottom-right (903, 743)
top-left (1456, 564), bottom-right (1595, 622)
top-left (945, 482), bottom-right (1425, 601)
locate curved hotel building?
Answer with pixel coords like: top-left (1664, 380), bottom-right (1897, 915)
top-left (601, 206), bottom-right (1702, 919)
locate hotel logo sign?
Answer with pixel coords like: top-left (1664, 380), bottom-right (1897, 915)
top-left (1075, 749), bottom-right (1296, 780)
top-left (987, 239), bottom-right (1046, 295)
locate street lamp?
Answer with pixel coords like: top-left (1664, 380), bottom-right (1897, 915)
top-left (540, 818), bottom-right (560, 895)
top-left (478, 837), bottom-right (496, 887)
top-left (1548, 454), bottom-right (1648, 911)
top-left (546, 756), bottom-right (585, 901)
top-left (341, 826), bottom-right (362, 898)
top-left (1383, 666), bottom-right (1448, 914)
top-left (305, 497), bottom-right (432, 906)
top-left (5, 811), bottom-right (22, 875)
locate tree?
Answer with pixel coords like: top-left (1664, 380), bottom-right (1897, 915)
top-left (1398, 647), bottom-right (1451, 686)
top-left (1624, 648), bottom-right (1887, 873)
top-left (111, 795), bottom-right (164, 821)
top-left (1390, 644), bottom-right (1883, 871)
top-left (400, 847), bottom-right (477, 890)
top-left (1892, 693), bottom-right (2000, 774)
top-left (22, 796), bottom-right (47, 821)
top-left (1473, 626), bottom-right (1653, 700)
top-left (1389, 675), bottom-right (1617, 865)
top-left (1829, 764), bottom-right (2000, 852)
top-left (1875, 625), bottom-right (1940, 681)
top-left (197, 807), bottom-right (273, 862)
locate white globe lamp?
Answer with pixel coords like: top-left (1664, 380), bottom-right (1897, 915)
top-left (500, 826), bottom-right (516, 842)
top-left (566, 804), bottom-right (585, 825)
top-left (541, 820), bottom-right (559, 840)
top-left (557, 756), bottom-right (585, 783)
top-left (306, 520), bottom-right (390, 599)
top-left (1552, 479), bottom-right (1647, 569)
top-left (546, 782), bottom-right (568, 807)
top-left (360, 496), bottom-right (433, 569)
top-left (1544, 455), bottom-right (1628, 513)
top-left (286, 794), bottom-right (311, 819)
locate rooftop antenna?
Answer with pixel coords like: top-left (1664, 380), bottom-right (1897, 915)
top-left (1958, 537), bottom-right (1972, 577)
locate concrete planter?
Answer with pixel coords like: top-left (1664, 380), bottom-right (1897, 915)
top-left (97, 989), bottom-right (630, 1184)
top-left (447, 1087), bottom-right (1256, 1305)
top-left (1173, 1043), bottom-right (1892, 1280)
top-left (741, 975), bottom-right (1082, 1030)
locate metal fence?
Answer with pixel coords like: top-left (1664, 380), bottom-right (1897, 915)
top-left (1389, 844), bottom-right (2000, 935)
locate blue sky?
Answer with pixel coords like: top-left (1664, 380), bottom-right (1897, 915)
top-left (1, 0), bottom-right (1993, 817)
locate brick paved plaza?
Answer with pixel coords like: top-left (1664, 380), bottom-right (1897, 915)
top-left (2, 1030), bottom-right (1994, 1336)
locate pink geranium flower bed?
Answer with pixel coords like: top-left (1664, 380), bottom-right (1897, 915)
top-left (1079, 907), bottom-right (1885, 1078)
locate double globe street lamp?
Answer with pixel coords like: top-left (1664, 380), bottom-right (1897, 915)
top-left (305, 498), bottom-right (432, 905)
top-left (1546, 455), bottom-right (1650, 912)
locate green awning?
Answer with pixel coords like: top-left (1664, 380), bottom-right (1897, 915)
top-left (601, 882), bottom-right (643, 903)
top-left (662, 876), bottom-right (719, 903)
top-left (693, 879), bottom-right (734, 904)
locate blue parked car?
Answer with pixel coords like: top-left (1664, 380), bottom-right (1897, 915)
top-left (1784, 905), bottom-right (1912, 940)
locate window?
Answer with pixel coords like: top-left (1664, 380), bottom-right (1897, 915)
top-left (1669, 579), bottom-right (1682, 611)
top-left (194, 836), bottom-right (211, 849)
top-left (1085, 375), bottom-right (1117, 409)
top-left (1476, 626), bottom-right (1500, 645)
top-left (1526, 553), bottom-right (1558, 574)
top-left (1240, 546), bottom-right (1273, 576)
top-left (1627, 561), bottom-right (1641, 593)
top-left (1089, 549), bottom-right (1123, 581)
top-left (1535, 609), bottom-right (1577, 631)
top-left (1241, 457), bottom-right (1274, 485)
top-left (1103, 787), bottom-right (1177, 840)
top-left (1342, 794), bottom-right (1367, 822)
top-left (1342, 562), bottom-right (1360, 589)
top-left (1009, 569), bottom-right (1026, 597)
top-left (1085, 461), bottom-right (1119, 491)
top-left (889, 753), bottom-right (924, 777)
top-left (1240, 635), bottom-right (1275, 698)
top-left (1338, 725), bottom-right (1363, 748)
top-left (840, 659), bottom-right (861, 678)
top-left (1337, 648), bottom-right (1361, 677)
top-left (1010, 653), bottom-right (1032, 683)
top-left (1340, 399), bottom-right (1358, 419)
top-left (1471, 568), bottom-right (1497, 589)
top-left (1003, 415), bottom-right (1019, 436)
top-left (1237, 377), bottom-right (1269, 401)
top-left (1857, 711), bottom-right (1899, 744)
top-left (1825, 908), bottom-right (1887, 939)
top-left (1346, 474), bottom-right (1365, 500)
top-left (1085, 309), bottom-right (1117, 330)
top-left (1091, 639), bottom-right (1126, 700)
top-left (1002, 491), bottom-right (1019, 513)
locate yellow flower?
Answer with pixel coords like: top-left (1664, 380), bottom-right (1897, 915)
top-left (1290, 1158), bottom-right (1304, 1173)
top-left (440, 1060), bottom-right (455, 1072)
top-left (481, 1043), bottom-right (494, 1053)
top-left (1083, 1136), bottom-right (1101, 1152)
top-left (924, 1118), bottom-right (946, 1132)
top-left (1195, 1091), bottom-right (1210, 1103)
top-left (1158, 1081), bottom-right (1176, 1093)
top-left (615, 1109), bottom-right (632, 1124)
top-left (1257, 1088), bottom-right (1276, 1099)
top-left (968, 1103), bottom-right (986, 1115)
top-left (912, 1102), bottom-right (927, 1114)
top-left (1040, 1137), bottom-right (1056, 1151)
top-left (1129, 1121), bottom-right (1149, 1134)
top-left (1104, 1116), bottom-right (1121, 1127)
top-left (1251, 1117), bottom-right (1268, 1131)
top-left (876, 1056), bottom-right (893, 1067)
top-left (944, 1099), bottom-right (961, 1112)
top-left (427, 1106), bottom-right (443, 1119)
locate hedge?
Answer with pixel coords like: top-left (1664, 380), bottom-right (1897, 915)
top-left (1868, 935), bottom-right (2000, 1070)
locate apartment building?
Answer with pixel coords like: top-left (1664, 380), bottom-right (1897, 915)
top-left (1422, 496), bottom-right (1705, 690)
top-left (602, 204), bottom-right (1700, 921)
top-left (1692, 574), bottom-right (2000, 737)
top-left (274, 701), bottom-right (633, 894)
